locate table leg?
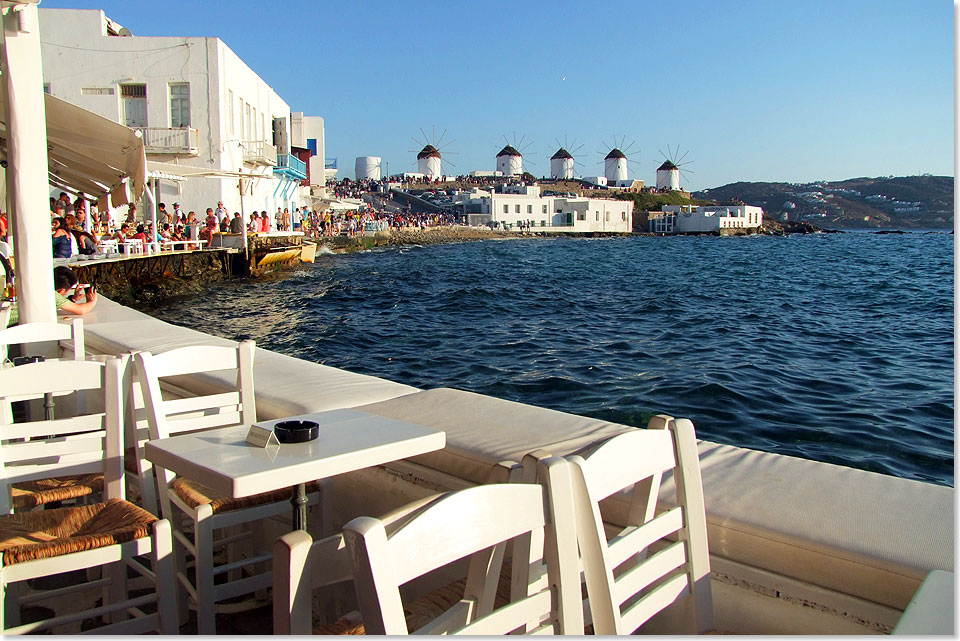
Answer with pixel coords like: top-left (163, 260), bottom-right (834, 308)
top-left (291, 482), bottom-right (308, 531)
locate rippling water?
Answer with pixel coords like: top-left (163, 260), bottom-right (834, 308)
top-left (150, 231), bottom-right (955, 486)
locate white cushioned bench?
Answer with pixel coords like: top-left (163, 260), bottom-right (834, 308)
top-left (80, 298), bottom-right (419, 416)
top-left (355, 387), bottom-right (954, 612)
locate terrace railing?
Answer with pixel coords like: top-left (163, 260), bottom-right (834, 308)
top-left (242, 140), bottom-right (278, 166)
top-left (135, 127), bottom-right (199, 155)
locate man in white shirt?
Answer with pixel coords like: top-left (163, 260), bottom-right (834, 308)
top-left (292, 207), bottom-right (303, 231)
top-left (215, 201), bottom-right (228, 227)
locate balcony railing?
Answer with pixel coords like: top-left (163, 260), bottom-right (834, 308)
top-left (135, 127), bottom-right (199, 155)
top-left (273, 153), bottom-right (307, 180)
top-left (241, 140), bottom-right (277, 166)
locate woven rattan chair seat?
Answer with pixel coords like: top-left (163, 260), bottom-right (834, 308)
top-left (11, 474), bottom-right (104, 510)
top-left (171, 478), bottom-right (321, 515)
top-left (314, 561), bottom-right (513, 634)
top-left (0, 498), bottom-right (157, 566)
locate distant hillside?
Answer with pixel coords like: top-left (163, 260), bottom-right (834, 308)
top-left (693, 175), bottom-right (953, 228)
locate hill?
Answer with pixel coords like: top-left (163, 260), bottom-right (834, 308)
top-left (693, 175), bottom-right (953, 229)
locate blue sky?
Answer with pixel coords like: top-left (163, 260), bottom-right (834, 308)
top-left (40, 0), bottom-right (954, 189)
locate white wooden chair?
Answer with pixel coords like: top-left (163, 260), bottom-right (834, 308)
top-left (97, 238), bottom-right (119, 255)
top-left (568, 416), bottom-right (713, 635)
top-left (0, 358), bottom-right (177, 634)
top-left (122, 239), bottom-right (144, 255)
top-left (273, 461), bottom-right (527, 634)
top-left (0, 319), bottom-right (98, 511)
top-left (0, 302), bottom-right (10, 329)
top-left (0, 317), bottom-right (84, 364)
top-left (340, 456), bottom-right (583, 635)
top-left (133, 341), bottom-right (321, 634)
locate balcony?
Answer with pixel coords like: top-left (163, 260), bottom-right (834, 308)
top-left (135, 127), bottom-right (199, 155)
top-left (273, 153), bottom-right (307, 180)
top-left (242, 140), bottom-right (277, 166)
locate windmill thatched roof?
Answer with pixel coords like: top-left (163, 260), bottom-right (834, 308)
top-left (417, 145), bottom-right (441, 160)
top-left (496, 145), bottom-right (522, 158)
top-left (551, 148), bottom-right (574, 160)
top-left (658, 160), bottom-right (679, 171)
top-left (605, 148), bottom-right (627, 160)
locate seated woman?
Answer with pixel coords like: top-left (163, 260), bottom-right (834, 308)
top-left (51, 217), bottom-right (72, 258)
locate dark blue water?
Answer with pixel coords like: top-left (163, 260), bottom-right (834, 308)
top-left (151, 231), bottom-right (955, 486)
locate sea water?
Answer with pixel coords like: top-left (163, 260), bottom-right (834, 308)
top-left (152, 231), bottom-right (955, 486)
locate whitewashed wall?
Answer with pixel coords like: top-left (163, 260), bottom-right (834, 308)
top-left (39, 8), bottom-right (295, 217)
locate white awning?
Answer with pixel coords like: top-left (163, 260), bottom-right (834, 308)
top-left (146, 160), bottom-right (264, 181)
top-left (0, 86), bottom-right (146, 208)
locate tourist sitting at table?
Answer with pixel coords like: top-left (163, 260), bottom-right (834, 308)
top-left (51, 217), bottom-right (72, 258)
top-left (133, 224), bottom-right (148, 244)
top-left (248, 211), bottom-right (259, 232)
top-left (229, 212), bottom-right (244, 233)
top-left (70, 227), bottom-right (98, 255)
top-left (5, 265), bottom-right (98, 326)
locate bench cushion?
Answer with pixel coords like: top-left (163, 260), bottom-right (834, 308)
top-left (355, 387), bottom-right (635, 487)
top-left (81, 298), bottom-right (418, 417)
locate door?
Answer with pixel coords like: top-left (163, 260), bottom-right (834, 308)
top-left (121, 84), bottom-right (147, 128)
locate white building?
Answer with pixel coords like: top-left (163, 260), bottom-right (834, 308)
top-left (456, 184), bottom-right (632, 232)
top-left (291, 112), bottom-right (327, 204)
top-left (656, 160), bottom-right (680, 190)
top-left (649, 205), bottom-right (763, 233)
top-left (550, 148), bottom-right (574, 180)
top-left (495, 145), bottom-right (523, 177)
top-left (38, 8), bottom-right (319, 220)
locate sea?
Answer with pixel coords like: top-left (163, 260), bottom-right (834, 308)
top-left (150, 230), bottom-right (955, 487)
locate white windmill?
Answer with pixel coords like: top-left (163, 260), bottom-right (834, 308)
top-left (495, 133), bottom-right (534, 177)
top-left (549, 137), bottom-right (584, 180)
top-left (598, 135), bottom-right (640, 184)
top-left (409, 127), bottom-right (457, 179)
top-left (655, 145), bottom-right (694, 191)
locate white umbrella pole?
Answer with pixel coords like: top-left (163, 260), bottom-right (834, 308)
top-left (144, 178), bottom-right (158, 251)
top-left (2, 4), bottom-right (55, 323)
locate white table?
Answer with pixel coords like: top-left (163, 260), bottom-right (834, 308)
top-left (144, 408), bottom-right (446, 530)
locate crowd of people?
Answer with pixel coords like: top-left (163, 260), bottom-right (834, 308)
top-left (41, 173), bottom-right (491, 261)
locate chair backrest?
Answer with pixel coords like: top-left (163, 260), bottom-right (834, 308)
top-left (342, 457), bottom-right (583, 635)
top-left (133, 340), bottom-right (256, 443)
top-left (568, 416), bottom-right (713, 635)
top-left (0, 317), bottom-right (84, 362)
top-left (0, 302), bottom-right (10, 329)
top-left (0, 358), bottom-right (124, 514)
top-left (274, 461), bottom-right (528, 635)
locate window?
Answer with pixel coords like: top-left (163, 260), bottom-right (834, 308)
top-left (595, 213), bottom-right (599, 221)
top-left (503, 205), bottom-right (509, 214)
top-left (245, 103), bottom-right (251, 140)
top-left (577, 212), bottom-right (586, 221)
top-left (43, 83), bottom-right (51, 94)
top-left (526, 205), bottom-right (532, 214)
top-left (252, 107), bottom-right (258, 139)
top-left (515, 205), bottom-right (520, 213)
top-left (542, 205), bottom-right (547, 214)
top-left (169, 82), bottom-right (190, 127)
top-left (621, 212), bottom-right (626, 221)
top-left (228, 90), bottom-right (234, 134)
